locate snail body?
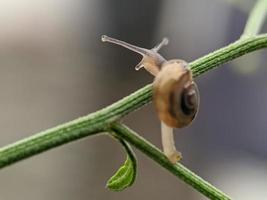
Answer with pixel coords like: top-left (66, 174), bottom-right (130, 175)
top-left (102, 35), bottom-right (199, 163)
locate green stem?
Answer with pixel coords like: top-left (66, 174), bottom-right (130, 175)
top-left (0, 34), bottom-right (267, 168)
top-left (241, 0), bottom-right (267, 38)
top-left (111, 123), bottom-right (231, 200)
top-left (0, 84), bottom-right (152, 168)
top-left (190, 34), bottom-right (267, 76)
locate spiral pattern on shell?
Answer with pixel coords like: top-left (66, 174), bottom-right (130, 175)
top-left (153, 59), bottom-right (199, 128)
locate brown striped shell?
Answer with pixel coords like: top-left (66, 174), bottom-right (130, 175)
top-left (153, 59), bottom-right (199, 128)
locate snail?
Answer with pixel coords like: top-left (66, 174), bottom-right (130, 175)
top-left (101, 35), bottom-right (199, 163)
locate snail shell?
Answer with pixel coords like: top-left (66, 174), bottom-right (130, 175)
top-left (153, 59), bottom-right (199, 128)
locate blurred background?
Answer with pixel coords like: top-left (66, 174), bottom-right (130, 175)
top-left (0, 0), bottom-right (266, 199)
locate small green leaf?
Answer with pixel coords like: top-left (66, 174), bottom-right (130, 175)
top-left (106, 138), bottom-right (137, 191)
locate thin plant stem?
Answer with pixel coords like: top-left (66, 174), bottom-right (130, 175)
top-left (110, 123), bottom-right (231, 200)
top-left (0, 34), bottom-right (267, 168)
top-left (190, 33), bottom-right (267, 76)
top-left (0, 34), bottom-right (266, 200)
top-left (241, 0), bottom-right (267, 38)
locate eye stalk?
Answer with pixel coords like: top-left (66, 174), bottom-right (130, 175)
top-left (101, 35), bottom-right (168, 76)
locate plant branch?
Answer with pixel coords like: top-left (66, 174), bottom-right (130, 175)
top-left (0, 34), bottom-right (266, 200)
top-left (241, 0), bottom-right (267, 38)
top-left (0, 34), bottom-right (267, 169)
top-left (190, 33), bottom-right (267, 76)
top-left (110, 123), bottom-right (231, 200)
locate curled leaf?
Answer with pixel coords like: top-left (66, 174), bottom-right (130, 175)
top-left (107, 138), bottom-right (137, 191)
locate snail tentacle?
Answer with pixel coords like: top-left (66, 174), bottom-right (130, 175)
top-left (101, 35), bottom-right (167, 76)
